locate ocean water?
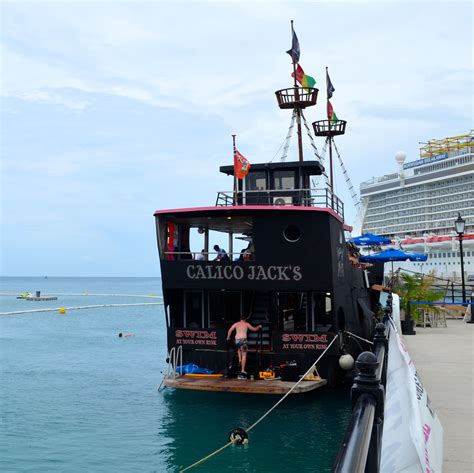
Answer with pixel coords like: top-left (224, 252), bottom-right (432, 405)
top-left (0, 277), bottom-right (351, 472)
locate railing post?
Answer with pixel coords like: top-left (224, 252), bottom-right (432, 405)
top-left (351, 352), bottom-right (385, 473)
top-left (373, 323), bottom-right (388, 388)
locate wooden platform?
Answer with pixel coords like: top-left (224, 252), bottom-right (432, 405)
top-left (164, 376), bottom-right (327, 394)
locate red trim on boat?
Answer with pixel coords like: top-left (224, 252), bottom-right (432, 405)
top-left (154, 205), bottom-right (344, 223)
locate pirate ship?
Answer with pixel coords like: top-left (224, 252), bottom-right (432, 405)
top-left (155, 25), bottom-right (383, 393)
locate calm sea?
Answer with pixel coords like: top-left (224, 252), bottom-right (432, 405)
top-left (0, 277), bottom-right (351, 472)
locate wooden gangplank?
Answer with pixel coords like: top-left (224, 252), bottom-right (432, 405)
top-left (164, 376), bottom-right (327, 394)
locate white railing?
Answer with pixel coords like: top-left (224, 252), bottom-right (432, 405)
top-left (215, 187), bottom-right (344, 218)
top-left (167, 345), bottom-right (183, 378)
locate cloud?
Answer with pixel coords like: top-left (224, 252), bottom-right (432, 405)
top-left (1, 1), bottom-right (472, 276)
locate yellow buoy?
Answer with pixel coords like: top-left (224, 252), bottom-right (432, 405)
top-left (58, 307), bottom-right (66, 314)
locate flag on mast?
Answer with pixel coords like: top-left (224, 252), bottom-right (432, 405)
top-left (291, 64), bottom-right (316, 91)
top-left (327, 100), bottom-right (338, 122)
top-left (286, 27), bottom-right (300, 64)
top-left (326, 69), bottom-right (335, 99)
top-left (234, 148), bottom-right (251, 180)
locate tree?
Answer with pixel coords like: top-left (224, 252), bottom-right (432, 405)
top-left (393, 272), bottom-right (444, 322)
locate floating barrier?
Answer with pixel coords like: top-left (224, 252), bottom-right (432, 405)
top-left (0, 302), bottom-right (163, 316)
top-left (1, 292), bottom-right (163, 298)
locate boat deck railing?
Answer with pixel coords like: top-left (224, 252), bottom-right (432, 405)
top-left (215, 188), bottom-right (344, 219)
top-left (332, 294), bottom-right (392, 473)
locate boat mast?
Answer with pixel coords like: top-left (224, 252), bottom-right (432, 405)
top-left (290, 20), bottom-right (304, 164)
top-left (312, 70), bottom-right (348, 202)
top-left (276, 21), bottom-right (319, 190)
top-left (326, 67), bottom-right (334, 191)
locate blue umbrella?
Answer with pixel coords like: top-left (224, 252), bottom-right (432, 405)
top-left (359, 248), bottom-right (427, 263)
top-left (350, 233), bottom-right (392, 246)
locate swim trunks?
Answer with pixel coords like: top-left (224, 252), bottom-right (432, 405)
top-left (235, 338), bottom-right (247, 350)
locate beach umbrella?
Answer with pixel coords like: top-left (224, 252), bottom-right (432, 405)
top-left (359, 248), bottom-right (427, 263)
top-left (349, 233), bottom-right (392, 246)
top-left (359, 248), bottom-right (428, 274)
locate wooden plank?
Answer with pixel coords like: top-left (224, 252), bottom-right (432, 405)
top-left (164, 376), bottom-right (326, 394)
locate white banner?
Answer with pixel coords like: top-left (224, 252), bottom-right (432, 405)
top-left (380, 321), bottom-right (443, 472)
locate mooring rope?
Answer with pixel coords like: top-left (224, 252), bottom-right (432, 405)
top-left (245, 334), bottom-right (339, 431)
top-left (179, 334), bottom-right (339, 472)
top-left (0, 302), bottom-right (163, 316)
top-left (344, 330), bottom-right (374, 346)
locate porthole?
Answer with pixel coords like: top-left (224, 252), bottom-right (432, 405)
top-left (283, 225), bottom-right (301, 242)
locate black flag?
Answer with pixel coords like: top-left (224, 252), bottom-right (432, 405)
top-left (286, 29), bottom-right (300, 64)
top-left (326, 69), bottom-right (335, 99)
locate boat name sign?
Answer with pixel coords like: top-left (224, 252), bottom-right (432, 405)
top-left (186, 264), bottom-right (302, 281)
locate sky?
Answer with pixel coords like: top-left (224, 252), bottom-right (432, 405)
top-left (1, 1), bottom-right (472, 277)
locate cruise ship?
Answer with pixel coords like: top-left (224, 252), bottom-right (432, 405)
top-left (359, 132), bottom-right (474, 280)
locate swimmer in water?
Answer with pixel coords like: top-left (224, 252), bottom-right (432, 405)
top-left (118, 333), bottom-right (135, 338)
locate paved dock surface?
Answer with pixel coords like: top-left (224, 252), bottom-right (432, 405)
top-left (403, 319), bottom-right (474, 472)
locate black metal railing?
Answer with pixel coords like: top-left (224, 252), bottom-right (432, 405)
top-left (215, 188), bottom-right (344, 219)
top-left (332, 295), bottom-right (392, 472)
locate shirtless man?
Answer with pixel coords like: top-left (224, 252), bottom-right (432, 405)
top-left (227, 316), bottom-right (262, 376)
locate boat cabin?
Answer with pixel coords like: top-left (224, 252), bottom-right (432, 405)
top-left (155, 159), bottom-right (377, 384)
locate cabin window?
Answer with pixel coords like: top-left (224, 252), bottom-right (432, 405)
top-left (208, 291), bottom-right (242, 328)
top-left (184, 291), bottom-right (204, 328)
top-left (283, 225), bottom-right (301, 242)
top-left (246, 171), bottom-right (267, 190)
top-left (312, 292), bottom-right (333, 331)
top-left (164, 222), bottom-right (191, 260)
top-left (274, 170), bottom-right (295, 190)
top-left (278, 292), bottom-right (307, 331)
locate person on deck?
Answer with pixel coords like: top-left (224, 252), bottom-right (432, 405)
top-left (195, 249), bottom-right (205, 261)
top-left (213, 245), bottom-right (229, 261)
top-left (227, 316), bottom-right (262, 377)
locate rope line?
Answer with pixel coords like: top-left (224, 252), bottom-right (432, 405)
top-left (179, 334), bottom-right (339, 472)
top-left (300, 110), bottom-right (322, 162)
top-left (300, 110), bottom-right (330, 188)
top-left (344, 330), bottom-right (374, 346)
top-left (0, 292), bottom-right (163, 298)
top-left (180, 442), bottom-right (233, 472)
top-left (0, 302), bottom-right (164, 316)
top-left (280, 109), bottom-right (296, 161)
top-left (245, 334), bottom-right (339, 432)
top-left (332, 140), bottom-right (360, 208)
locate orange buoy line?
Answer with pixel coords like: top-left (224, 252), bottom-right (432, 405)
top-left (0, 292), bottom-right (163, 298)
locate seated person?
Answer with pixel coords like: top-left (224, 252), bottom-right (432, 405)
top-left (213, 245), bottom-right (229, 261)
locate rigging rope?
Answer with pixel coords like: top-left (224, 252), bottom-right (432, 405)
top-left (344, 330), bottom-right (374, 346)
top-left (300, 110), bottom-right (330, 189)
top-left (320, 138), bottom-right (328, 160)
top-left (332, 140), bottom-right (360, 208)
top-left (280, 109), bottom-right (297, 161)
top-left (300, 110), bottom-right (322, 162)
top-left (179, 334), bottom-right (339, 472)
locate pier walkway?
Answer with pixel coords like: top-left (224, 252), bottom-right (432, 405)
top-left (403, 319), bottom-right (474, 472)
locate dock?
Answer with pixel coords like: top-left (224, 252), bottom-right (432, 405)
top-left (25, 296), bottom-right (58, 301)
top-left (164, 376), bottom-right (327, 394)
top-left (403, 318), bottom-right (474, 472)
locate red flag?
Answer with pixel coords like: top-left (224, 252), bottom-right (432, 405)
top-left (327, 100), bottom-right (338, 121)
top-left (234, 148), bottom-right (251, 180)
top-left (291, 64), bottom-right (305, 85)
